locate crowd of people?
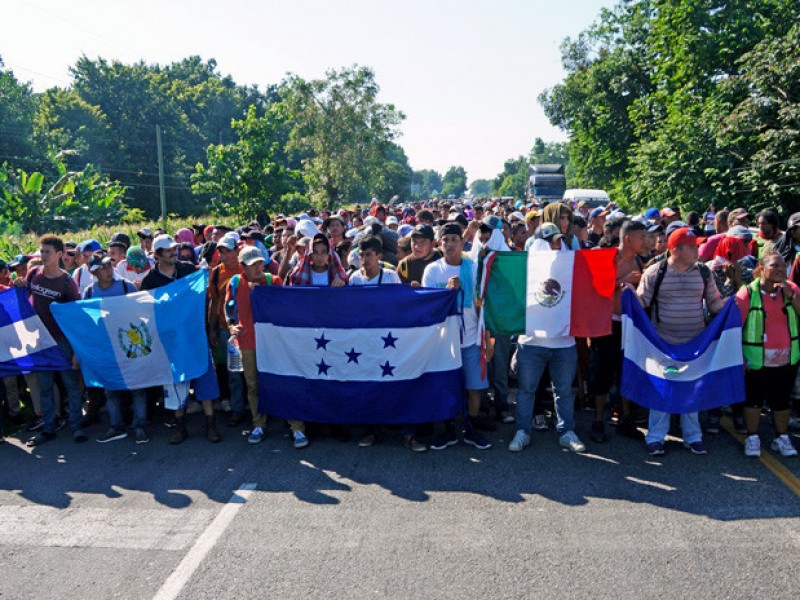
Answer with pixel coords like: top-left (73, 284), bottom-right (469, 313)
top-left (2, 198), bottom-right (800, 460)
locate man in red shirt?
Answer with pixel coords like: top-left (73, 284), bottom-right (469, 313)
top-left (226, 247), bottom-right (282, 444)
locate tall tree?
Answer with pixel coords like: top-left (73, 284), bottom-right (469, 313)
top-left (0, 60), bottom-right (39, 167)
top-left (279, 65), bottom-right (405, 208)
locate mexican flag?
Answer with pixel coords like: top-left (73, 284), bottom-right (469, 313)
top-left (479, 249), bottom-right (617, 338)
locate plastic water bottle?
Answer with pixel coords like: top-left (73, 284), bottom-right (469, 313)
top-left (227, 339), bottom-right (243, 372)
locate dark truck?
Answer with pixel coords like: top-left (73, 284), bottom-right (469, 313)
top-left (527, 164), bottom-right (566, 203)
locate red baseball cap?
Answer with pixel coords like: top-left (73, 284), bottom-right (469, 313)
top-left (667, 227), bottom-right (704, 250)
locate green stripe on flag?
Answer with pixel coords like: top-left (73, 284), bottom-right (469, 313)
top-left (483, 251), bottom-right (527, 335)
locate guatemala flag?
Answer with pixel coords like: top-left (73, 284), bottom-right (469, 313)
top-left (0, 287), bottom-right (70, 377)
top-left (252, 286), bottom-right (464, 424)
top-left (51, 270), bottom-right (209, 390)
top-left (620, 289), bottom-right (745, 414)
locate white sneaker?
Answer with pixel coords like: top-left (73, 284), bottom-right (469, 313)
top-left (771, 434), bottom-right (798, 457)
top-left (508, 430), bottom-right (531, 452)
top-left (559, 430), bottom-right (586, 453)
top-left (744, 434), bottom-right (761, 457)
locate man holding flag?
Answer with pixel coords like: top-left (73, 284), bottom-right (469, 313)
top-left (423, 222), bottom-right (494, 451)
top-left (635, 228), bottom-right (726, 455)
top-left (15, 235), bottom-right (85, 447)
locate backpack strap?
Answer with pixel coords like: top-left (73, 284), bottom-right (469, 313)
top-left (649, 260), bottom-right (669, 323)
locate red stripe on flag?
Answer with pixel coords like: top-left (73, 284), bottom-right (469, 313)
top-left (569, 249), bottom-right (616, 338)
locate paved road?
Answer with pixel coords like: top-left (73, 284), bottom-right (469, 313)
top-left (1, 409), bottom-right (799, 600)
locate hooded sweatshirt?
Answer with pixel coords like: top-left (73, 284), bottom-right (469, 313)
top-left (542, 202), bottom-right (579, 250)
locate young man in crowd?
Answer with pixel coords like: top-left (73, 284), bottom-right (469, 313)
top-left (141, 234), bottom-right (221, 444)
top-left (589, 219), bottom-right (647, 443)
top-left (206, 234), bottom-right (246, 428)
top-left (81, 252), bottom-right (149, 444)
top-left (422, 223), bottom-right (494, 451)
top-left (637, 228), bottom-right (726, 456)
top-left (16, 235), bottom-right (85, 446)
top-left (226, 246), bottom-right (282, 444)
top-left (396, 224), bottom-right (439, 287)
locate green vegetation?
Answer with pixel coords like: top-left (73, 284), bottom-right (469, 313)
top-left (539, 0), bottom-right (800, 216)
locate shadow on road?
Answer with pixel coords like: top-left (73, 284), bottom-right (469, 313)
top-left (1, 414), bottom-right (798, 520)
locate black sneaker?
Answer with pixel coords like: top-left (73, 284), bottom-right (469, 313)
top-left (96, 429), bottom-right (127, 443)
top-left (430, 430), bottom-right (458, 450)
top-left (27, 416), bottom-right (44, 432)
top-left (54, 416), bottom-right (66, 432)
top-left (733, 415), bottom-right (747, 434)
top-left (591, 420), bottom-right (605, 443)
top-left (135, 428), bottom-right (150, 444)
top-left (26, 431), bottom-right (56, 447)
top-left (463, 428), bottom-right (492, 450)
top-left (73, 430), bottom-right (89, 443)
top-left (403, 435), bottom-right (427, 452)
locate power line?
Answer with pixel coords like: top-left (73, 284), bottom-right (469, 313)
top-left (19, 0), bottom-right (139, 56)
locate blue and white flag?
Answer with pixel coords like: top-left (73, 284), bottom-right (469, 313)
top-left (252, 286), bottom-right (464, 424)
top-left (51, 270), bottom-right (209, 390)
top-left (620, 289), bottom-right (744, 414)
top-left (0, 287), bottom-right (70, 377)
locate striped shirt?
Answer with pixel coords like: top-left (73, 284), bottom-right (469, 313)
top-left (637, 261), bottom-right (725, 344)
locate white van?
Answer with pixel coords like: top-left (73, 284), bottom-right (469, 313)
top-left (562, 189), bottom-right (610, 209)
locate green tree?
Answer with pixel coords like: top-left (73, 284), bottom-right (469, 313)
top-left (411, 169), bottom-right (442, 199)
top-left (469, 178), bottom-right (492, 197)
top-left (492, 157), bottom-right (528, 199)
top-left (0, 60), bottom-right (39, 166)
top-left (191, 105), bottom-right (301, 220)
top-left (441, 166), bottom-right (467, 198)
top-left (278, 65), bottom-right (405, 208)
top-left (719, 22), bottom-right (800, 215)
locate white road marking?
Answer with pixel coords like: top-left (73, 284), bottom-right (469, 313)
top-left (153, 483), bottom-right (256, 600)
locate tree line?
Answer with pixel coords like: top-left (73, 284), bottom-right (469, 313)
top-left (539, 0), bottom-right (800, 217)
top-left (1, 56), bottom-right (498, 233)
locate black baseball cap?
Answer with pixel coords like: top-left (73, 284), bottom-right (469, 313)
top-left (410, 224), bottom-right (435, 240)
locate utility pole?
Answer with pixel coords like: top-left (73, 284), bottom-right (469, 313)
top-left (156, 125), bottom-right (166, 223)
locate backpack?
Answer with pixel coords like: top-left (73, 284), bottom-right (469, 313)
top-left (647, 260), bottom-right (711, 323)
top-left (84, 279), bottom-right (134, 299)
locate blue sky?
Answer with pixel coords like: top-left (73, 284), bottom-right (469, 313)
top-left (4, 0), bottom-right (613, 182)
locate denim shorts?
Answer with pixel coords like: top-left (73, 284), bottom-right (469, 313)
top-left (461, 344), bottom-right (488, 390)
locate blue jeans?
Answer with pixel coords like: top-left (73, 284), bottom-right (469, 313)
top-left (37, 339), bottom-right (83, 434)
top-left (515, 344), bottom-right (577, 434)
top-left (646, 410), bottom-right (702, 444)
top-left (106, 389), bottom-right (147, 431)
top-left (218, 328), bottom-right (245, 415)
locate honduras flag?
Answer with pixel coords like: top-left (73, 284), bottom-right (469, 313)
top-left (252, 286), bottom-right (464, 424)
top-left (0, 287), bottom-right (70, 377)
top-left (51, 270), bottom-right (209, 390)
top-left (620, 289), bottom-right (745, 414)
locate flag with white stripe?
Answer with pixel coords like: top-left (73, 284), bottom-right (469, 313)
top-left (0, 287), bottom-right (70, 377)
top-left (252, 285), bottom-right (464, 424)
top-left (51, 271), bottom-right (209, 390)
top-left (620, 289), bottom-right (744, 413)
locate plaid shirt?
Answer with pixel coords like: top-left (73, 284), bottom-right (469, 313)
top-left (289, 249), bottom-right (348, 286)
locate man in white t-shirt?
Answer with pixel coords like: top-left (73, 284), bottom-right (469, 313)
top-left (508, 225), bottom-right (587, 454)
top-left (422, 222), bottom-right (494, 451)
top-left (349, 235), bottom-right (401, 287)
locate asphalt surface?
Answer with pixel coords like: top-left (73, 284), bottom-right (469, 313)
top-left (1, 405), bottom-right (799, 600)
